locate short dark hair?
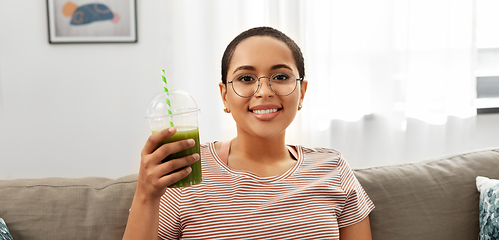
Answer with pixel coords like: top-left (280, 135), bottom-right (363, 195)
top-left (221, 26), bottom-right (305, 84)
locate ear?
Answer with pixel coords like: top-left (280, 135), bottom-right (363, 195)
top-left (299, 80), bottom-right (308, 104)
top-left (219, 82), bottom-right (229, 110)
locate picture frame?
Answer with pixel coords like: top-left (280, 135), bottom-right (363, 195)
top-left (46, 0), bottom-right (137, 43)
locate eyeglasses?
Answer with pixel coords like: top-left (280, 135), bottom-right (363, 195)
top-left (227, 72), bottom-right (303, 98)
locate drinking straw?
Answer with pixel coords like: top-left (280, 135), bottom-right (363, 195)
top-left (162, 70), bottom-right (174, 127)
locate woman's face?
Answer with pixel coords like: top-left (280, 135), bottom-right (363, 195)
top-left (219, 36), bottom-right (307, 140)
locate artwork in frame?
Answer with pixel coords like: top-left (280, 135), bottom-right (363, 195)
top-left (46, 0), bottom-right (137, 43)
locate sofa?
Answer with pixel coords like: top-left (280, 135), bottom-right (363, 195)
top-left (1, 148), bottom-right (498, 240)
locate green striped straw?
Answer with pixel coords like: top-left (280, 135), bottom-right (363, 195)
top-left (162, 70), bottom-right (174, 127)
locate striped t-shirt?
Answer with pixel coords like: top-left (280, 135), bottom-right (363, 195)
top-left (158, 142), bottom-right (374, 239)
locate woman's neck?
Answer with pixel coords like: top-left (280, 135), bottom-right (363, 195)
top-left (225, 130), bottom-right (297, 177)
top-left (231, 132), bottom-right (289, 163)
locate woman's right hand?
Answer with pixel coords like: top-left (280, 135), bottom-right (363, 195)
top-left (137, 127), bottom-right (200, 201)
top-left (124, 127), bottom-right (198, 240)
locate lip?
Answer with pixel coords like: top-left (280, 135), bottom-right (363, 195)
top-left (249, 104), bottom-right (282, 121)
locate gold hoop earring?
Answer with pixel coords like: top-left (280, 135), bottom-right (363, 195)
top-left (298, 104), bottom-right (303, 111)
top-left (224, 108), bottom-right (231, 113)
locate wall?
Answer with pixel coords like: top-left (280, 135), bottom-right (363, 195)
top-left (1, 1), bottom-right (499, 180)
top-left (0, 1), bottom-right (165, 179)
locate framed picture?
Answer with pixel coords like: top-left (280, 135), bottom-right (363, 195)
top-left (46, 0), bottom-right (137, 43)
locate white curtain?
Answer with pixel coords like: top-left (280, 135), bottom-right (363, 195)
top-left (160, 0), bottom-right (477, 168)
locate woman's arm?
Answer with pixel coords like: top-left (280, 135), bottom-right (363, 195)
top-left (339, 216), bottom-right (372, 240)
top-left (122, 127), bottom-right (200, 240)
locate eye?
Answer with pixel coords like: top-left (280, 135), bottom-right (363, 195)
top-left (236, 75), bottom-right (256, 83)
top-left (272, 73), bottom-right (291, 82)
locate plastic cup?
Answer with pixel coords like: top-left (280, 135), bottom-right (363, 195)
top-left (146, 90), bottom-right (202, 188)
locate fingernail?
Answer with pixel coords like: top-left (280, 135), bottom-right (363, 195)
top-left (193, 153), bottom-right (200, 160)
top-left (186, 167), bottom-right (192, 173)
top-left (168, 127), bottom-right (175, 133)
top-left (187, 139), bottom-right (195, 145)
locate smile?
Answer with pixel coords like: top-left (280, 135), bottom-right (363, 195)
top-left (252, 109), bottom-right (279, 114)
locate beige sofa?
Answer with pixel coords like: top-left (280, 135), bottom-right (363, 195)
top-left (1, 148), bottom-right (498, 240)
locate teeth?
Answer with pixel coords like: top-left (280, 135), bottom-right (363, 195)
top-left (252, 109), bottom-right (278, 114)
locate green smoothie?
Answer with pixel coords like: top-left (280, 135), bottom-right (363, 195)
top-left (152, 127), bottom-right (202, 188)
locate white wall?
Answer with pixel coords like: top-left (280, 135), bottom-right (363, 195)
top-left (1, 1), bottom-right (498, 180)
top-left (0, 1), bottom-right (166, 179)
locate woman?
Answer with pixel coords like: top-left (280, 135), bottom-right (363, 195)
top-left (123, 26), bottom-right (374, 240)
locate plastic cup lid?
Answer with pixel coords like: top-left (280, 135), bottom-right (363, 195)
top-left (146, 90), bottom-right (199, 119)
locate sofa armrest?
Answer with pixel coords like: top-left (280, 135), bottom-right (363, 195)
top-left (354, 148), bottom-right (499, 240)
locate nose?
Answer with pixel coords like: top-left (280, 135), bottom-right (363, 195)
top-left (255, 77), bottom-right (275, 97)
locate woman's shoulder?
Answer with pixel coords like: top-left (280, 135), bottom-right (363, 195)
top-left (201, 142), bottom-right (211, 148)
top-left (295, 145), bottom-right (342, 156)
top-left (294, 145), bottom-right (348, 168)
top-left (200, 141), bottom-right (220, 152)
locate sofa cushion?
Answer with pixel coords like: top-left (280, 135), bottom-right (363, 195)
top-left (476, 176), bottom-right (499, 240)
top-left (354, 148), bottom-right (499, 240)
top-left (0, 174), bottom-right (137, 240)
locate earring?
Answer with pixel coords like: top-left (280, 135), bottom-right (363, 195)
top-left (298, 104), bottom-right (303, 111)
top-left (224, 108), bottom-right (231, 113)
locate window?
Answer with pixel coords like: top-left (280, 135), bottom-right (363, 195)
top-left (475, 0), bottom-right (499, 113)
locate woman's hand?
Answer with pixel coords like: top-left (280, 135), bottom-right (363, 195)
top-left (123, 127), bottom-right (199, 240)
top-left (138, 127), bottom-right (200, 201)
top-left (123, 127), bottom-right (200, 240)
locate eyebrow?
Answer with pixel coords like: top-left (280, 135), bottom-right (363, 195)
top-left (232, 65), bottom-right (255, 74)
top-left (270, 64), bottom-right (293, 71)
top-left (232, 64), bottom-right (294, 74)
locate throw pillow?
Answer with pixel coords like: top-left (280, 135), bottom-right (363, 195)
top-left (476, 176), bottom-right (499, 240)
top-left (0, 218), bottom-right (13, 240)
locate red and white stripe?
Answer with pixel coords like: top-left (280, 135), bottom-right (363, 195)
top-left (158, 143), bottom-right (374, 239)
